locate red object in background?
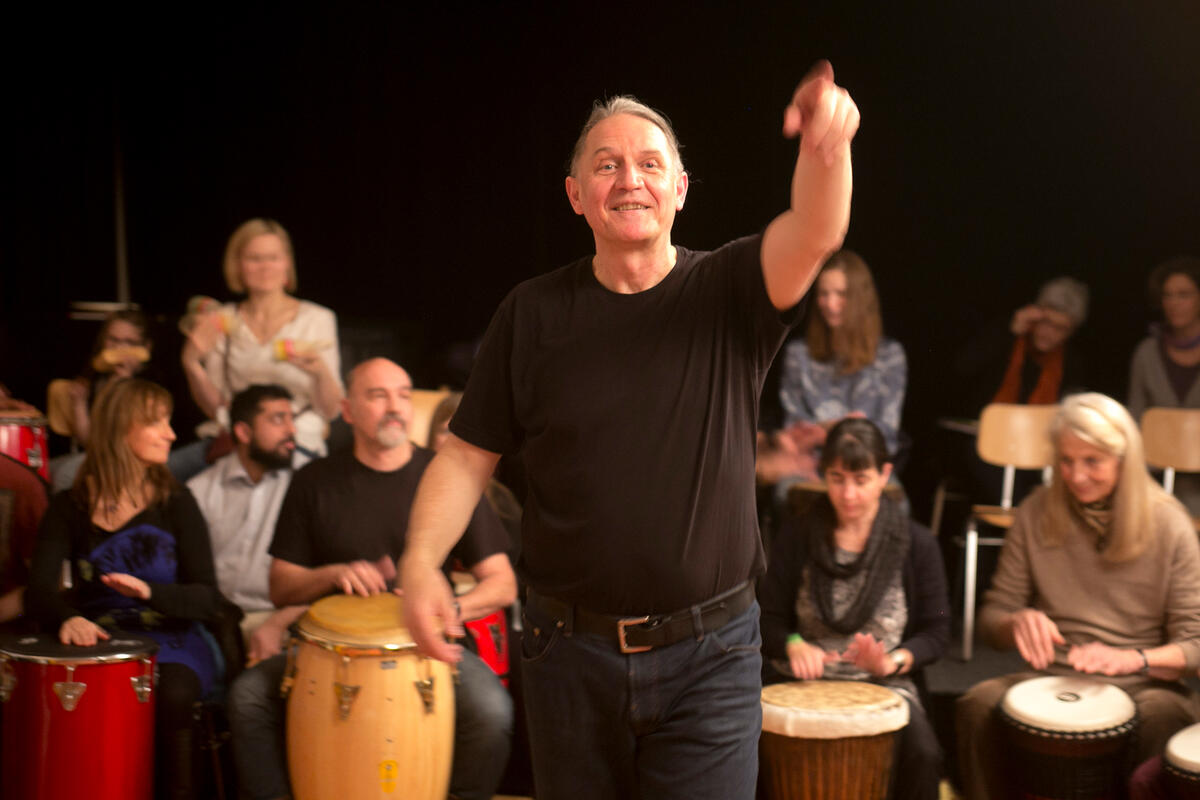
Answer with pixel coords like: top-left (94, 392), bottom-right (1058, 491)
top-left (464, 610), bottom-right (510, 687)
top-left (0, 634), bottom-right (158, 800)
top-left (0, 412), bottom-right (50, 481)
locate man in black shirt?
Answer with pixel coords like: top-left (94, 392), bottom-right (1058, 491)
top-left (228, 358), bottom-right (516, 800)
top-left (401, 64), bottom-right (860, 799)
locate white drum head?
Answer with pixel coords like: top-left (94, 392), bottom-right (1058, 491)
top-left (1166, 723), bottom-right (1200, 773)
top-left (761, 680), bottom-right (909, 739)
top-left (1001, 676), bottom-right (1135, 733)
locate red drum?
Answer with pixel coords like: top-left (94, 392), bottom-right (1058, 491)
top-left (0, 633), bottom-right (159, 800)
top-left (0, 411), bottom-right (50, 481)
top-left (464, 610), bottom-right (510, 687)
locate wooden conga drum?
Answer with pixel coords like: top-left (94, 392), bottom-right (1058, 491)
top-left (759, 680), bottom-right (909, 800)
top-left (998, 675), bottom-right (1138, 799)
top-left (282, 593), bottom-right (454, 800)
top-left (1164, 723), bottom-right (1200, 798)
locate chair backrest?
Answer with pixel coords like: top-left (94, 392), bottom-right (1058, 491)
top-left (976, 403), bottom-right (1060, 470)
top-left (409, 388), bottom-right (452, 449)
top-left (1141, 407), bottom-right (1200, 473)
top-left (1141, 407), bottom-right (1200, 494)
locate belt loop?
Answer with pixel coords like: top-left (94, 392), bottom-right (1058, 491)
top-left (691, 604), bottom-right (704, 641)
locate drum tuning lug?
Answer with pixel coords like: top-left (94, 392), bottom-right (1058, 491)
top-left (130, 675), bottom-right (152, 703)
top-left (53, 664), bottom-right (87, 712)
top-left (280, 638), bottom-right (298, 698)
top-left (334, 682), bottom-right (361, 720)
top-left (415, 677), bottom-right (436, 714)
top-left (0, 658), bottom-right (15, 702)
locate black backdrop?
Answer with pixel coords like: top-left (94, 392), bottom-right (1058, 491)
top-left (5, 2), bottom-right (1199, 512)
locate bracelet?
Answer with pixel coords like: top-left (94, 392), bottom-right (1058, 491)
top-left (786, 633), bottom-right (805, 646)
top-left (1137, 649), bottom-right (1149, 675)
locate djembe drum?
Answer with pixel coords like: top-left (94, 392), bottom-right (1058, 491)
top-left (1164, 723), bottom-right (1200, 798)
top-left (998, 675), bottom-right (1138, 799)
top-left (759, 680), bottom-right (909, 800)
top-left (282, 593), bottom-right (454, 800)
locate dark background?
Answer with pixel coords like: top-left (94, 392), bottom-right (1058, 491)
top-left (4, 2), bottom-right (1199, 515)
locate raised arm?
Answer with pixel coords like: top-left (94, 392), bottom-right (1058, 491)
top-left (761, 60), bottom-right (859, 311)
top-left (399, 433), bottom-right (501, 663)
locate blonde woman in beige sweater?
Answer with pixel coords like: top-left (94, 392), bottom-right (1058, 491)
top-left (955, 392), bottom-right (1200, 800)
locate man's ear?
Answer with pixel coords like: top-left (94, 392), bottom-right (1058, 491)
top-left (565, 175), bottom-right (585, 216)
top-left (232, 420), bottom-right (253, 447)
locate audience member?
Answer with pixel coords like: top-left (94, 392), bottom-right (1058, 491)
top-left (175, 218), bottom-right (343, 480)
top-left (1128, 255), bottom-right (1200, 514)
top-left (187, 384), bottom-right (308, 664)
top-left (759, 417), bottom-right (949, 800)
top-left (0, 453), bottom-right (48, 626)
top-left (26, 377), bottom-right (223, 800)
top-left (226, 358), bottom-right (514, 800)
top-left (955, 393), bottom-right (1200, 800)
top-left (759, 250), bottom-right (906, 485)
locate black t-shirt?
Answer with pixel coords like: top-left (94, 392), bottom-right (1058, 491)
top-left (269, 447), bottom-right (509, 581)
top-left (452, 234), bottom-right (801, 614)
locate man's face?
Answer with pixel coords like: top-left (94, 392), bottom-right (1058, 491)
top-left (247, 398), bottom-right (296, 470)
top-left (565, 114), bottom-right (688, 250)
top-left (343, 360), bottom-right (413, 450)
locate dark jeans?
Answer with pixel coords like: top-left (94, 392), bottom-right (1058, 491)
top-left (227, 649), bottom-right (512, 800)
top-left (520, 597), bottom-right (763, 800)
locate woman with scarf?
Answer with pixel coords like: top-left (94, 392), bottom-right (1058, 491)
top-left (759, 417), bottom-right (950, 800)
top-left (955, 393), bottom-right (1200, 800)
top-left (27, 378), bottom-right (222, 800)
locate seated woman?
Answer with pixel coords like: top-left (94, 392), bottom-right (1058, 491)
top-left (1128, 255), bottom-right (1200, 514)
top-left (175, 218), bottom-right (343, 480)
top-left (26, 378), bottom-right (223, 800)
top-left (48, 308), bottom-right (155, 491)
top-left (758, 250), bottom-right (906, 485)
top-left (955, 392), bottom-right (1200, 800)
top-left (759, 418), bottom-right (950, 800)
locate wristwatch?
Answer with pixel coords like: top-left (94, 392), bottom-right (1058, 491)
top-left (888, 650), bottom-right (906, 676)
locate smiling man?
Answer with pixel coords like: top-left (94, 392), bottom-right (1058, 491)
top-left (401, 64), bottom-right (860, 799)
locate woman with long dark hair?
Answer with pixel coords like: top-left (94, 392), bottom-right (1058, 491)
top-left (27, 378), bottom-right (222, 800)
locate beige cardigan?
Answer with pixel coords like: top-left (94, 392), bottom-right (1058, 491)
top-left (980, 486), bottom-right (1200, 671)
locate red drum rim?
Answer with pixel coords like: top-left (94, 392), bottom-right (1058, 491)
top-left (0, 634), bottom-right (159, 665)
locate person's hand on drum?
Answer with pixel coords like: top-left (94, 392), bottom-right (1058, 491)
top-left (59, 615), bottom-right (111, 646)
top-left (787, 636), bottom-right (836, 680)
top-left (399, 559), bottom-right (464, 664)
top-left (1067, 641), bottom-right (1142, 676)
top-left (843, 632), bottom-right (893, 677)
top-left (1011, 608), bottom-right (1065, 670)
top-left (101, 572), bottom-right (151, 601)
top-left (332, 555), bottom-right (395, 597)
top-left (247, 619), bottom-right (287, 667)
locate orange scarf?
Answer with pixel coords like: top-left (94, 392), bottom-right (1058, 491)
top-left (991, 336), bottom-right (1063, 405)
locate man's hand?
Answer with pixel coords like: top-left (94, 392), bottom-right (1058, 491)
top-left (1010, 305), bottom-right (1044, 336)
top-left (1067, 642), bottom-right (1143, 676)
top-left (399, 558), bottom-right (463, 664)
top-left (101, 572), bottom-right (151, 601)
top-left (1011, 608), bottom-right (1066, 670)
top-left (842, 632), bottom-right (893, 677)
top-left (60, 616), bottom-right (110, 646)
top-left (332, 555), bottom-right (395, 597)
top-left (783, 60), bottom-right (860, 167)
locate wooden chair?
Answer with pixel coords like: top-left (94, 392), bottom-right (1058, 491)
top-left (957, 403), bottom-right (1058, 660)
top-left (1140, 407), bottom-right (1200, 530)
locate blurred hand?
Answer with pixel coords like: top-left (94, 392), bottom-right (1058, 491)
top-left (842, 632), bottom-right (893, 677)
top-left (1011, 608), bottom-right (1065, 669)
top-left (399, 558), bottom-right (463, 664)
top-left (1068, 641), bottom-right (1142, 676)
top-left (60, 616), bottom-right (110, 646)
top-left (1010, 305), bottom-right (1043, 336)
top-left (101, 572), bottom-right (151, 601)
top-left (332, 556), bottom-right (395, 597)
top-left (787, 638), bottom-right (837, 680)
top-left (783, 60), bottom-right (861, 167)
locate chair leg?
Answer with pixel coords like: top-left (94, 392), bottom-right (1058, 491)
top-left (962, 521), bottom-right (979, 661)
top-left (930, 481), bottom-right (947, 540)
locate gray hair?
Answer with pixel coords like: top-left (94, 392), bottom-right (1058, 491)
top-left (1036, 276), bottom-right (1089, 328)
top-left (568, 95), bottom-right (684, 177)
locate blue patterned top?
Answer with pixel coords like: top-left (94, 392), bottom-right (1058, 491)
top-left (779, 337), bottom-right (907, 454)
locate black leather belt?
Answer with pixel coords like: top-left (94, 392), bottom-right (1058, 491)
top-left (525, 581), bottom-right (755, 654)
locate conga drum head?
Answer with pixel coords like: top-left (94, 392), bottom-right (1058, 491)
top-left (759, 681), bottom-right (908, 800)
top-left (0, 633), bottom-right (159, 664)
top-left (296, 592), bottom-right (413, 651)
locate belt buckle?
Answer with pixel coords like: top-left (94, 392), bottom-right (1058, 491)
top-left (617, 616), bottom-right (652, 654)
